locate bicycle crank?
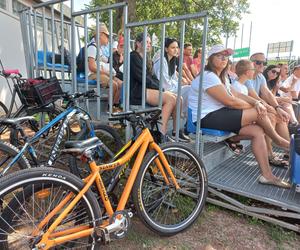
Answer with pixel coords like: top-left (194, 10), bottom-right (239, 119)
top-left (95, 210), bottom-right (133, 244)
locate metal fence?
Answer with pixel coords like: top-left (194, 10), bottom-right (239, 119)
top-left (19, 0), bottom-right (209, 154)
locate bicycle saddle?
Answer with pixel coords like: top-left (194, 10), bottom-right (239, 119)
top-left (62, 137), bottom-right (101, 155)
top-left (0, 116), bottom-right (35, 126)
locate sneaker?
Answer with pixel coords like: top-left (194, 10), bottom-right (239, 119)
top-left (161, 134), bottom-right (175, 143)
top-left (171, 130), bottom-right (191, 142)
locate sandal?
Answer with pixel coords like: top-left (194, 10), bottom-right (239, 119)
top-left (268, 155), bottom-right (289, 168)
top-left (259, 176), bottom-right (291, 189)
top-left (224, 139), bottom-right (243, 155)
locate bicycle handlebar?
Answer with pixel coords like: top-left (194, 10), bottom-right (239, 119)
top-left (109, 107), bottom-right (161, 126)
top-left (52, 89), bottom-right (98, 102)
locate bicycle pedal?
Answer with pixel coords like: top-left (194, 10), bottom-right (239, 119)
top-left (95, 227), bottom-right (111, 244)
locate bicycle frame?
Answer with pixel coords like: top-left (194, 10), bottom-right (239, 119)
top-left (34, 128), bottom-right (180, 249)
top-left (1, 105), bottom-right (96, 176)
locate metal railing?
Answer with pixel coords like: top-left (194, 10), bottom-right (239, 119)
top-left (19, 0), bottom-right (209, 154)
top-left (123, 12), bottom-right (209, 153)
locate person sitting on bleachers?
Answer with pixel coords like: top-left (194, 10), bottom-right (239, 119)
top-left (112, 36), bottom-right (124, 81)
top-left (152, 38), bottom-right (191, 133)
top-left (188, 44), bottom-right (290, 188)
top-left (87, 23), bottom-right (122, 110)
top-left (191, 48), bottom-right (202, 77)
top-left (130, 33), bottom-right (184, 142)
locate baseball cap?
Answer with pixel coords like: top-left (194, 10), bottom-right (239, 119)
top-left (207, 44), bottom-right (234, 58)
top-left (99, 23), bottom-right (109, 36)
top-left (294, 64), bottom-right (300, 70)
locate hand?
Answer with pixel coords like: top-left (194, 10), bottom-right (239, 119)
top-left (276, 107), bottom-right (290, 122)
top-left (255, 102), bottom-right (267, 116)
top-left (265, 104), bottom-right (276, 114)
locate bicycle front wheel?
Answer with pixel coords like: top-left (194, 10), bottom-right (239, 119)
top-left (133, 142), bottom-right (208, 236)
top-left (0, 167), bottom-right (102, 249)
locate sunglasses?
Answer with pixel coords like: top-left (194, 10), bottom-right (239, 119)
top-left (271, 69), bottom-right (280, 75)
top-left (215, 54), bottom-right (229, 60)
top-left (253, 60), bottom-right (267, 66)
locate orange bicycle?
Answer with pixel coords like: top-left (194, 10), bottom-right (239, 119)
top-left (0, 108), bottom-right (208, 249)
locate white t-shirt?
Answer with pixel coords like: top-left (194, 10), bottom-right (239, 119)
top-left (189, 71), bottom-right (225, 123)
top-left (279, 74), bottom-right (300, 97)
top-left (87, 39), bottom-right (113, 76)
top-left (232, 80), bottom-right (248, 95)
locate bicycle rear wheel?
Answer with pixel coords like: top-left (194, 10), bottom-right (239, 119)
top-left (0, 101), bottom-right (8, 118)
top-left (0, 167), bottom-right (102, 249)
top-left (0, 101), bottom-right (9, 140)
top-left (68, 123), bottom-right (123, 180)
top-left (132, 142), bottom-right (208, 236)
top-left (0, 140), bottom-right (30, 176)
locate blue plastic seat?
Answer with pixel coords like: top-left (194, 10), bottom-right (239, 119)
top-left (187, 107), bottom-right (231, 136)
top-left (76, 72), bottom-right (97, 85)
top-left (37, 51), bottom-right (70, 72)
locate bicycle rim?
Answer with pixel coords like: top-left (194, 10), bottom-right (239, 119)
top-left (0, 168), bottom-right (101, 249)
top-left (134, 143), bottom-right (207, 235)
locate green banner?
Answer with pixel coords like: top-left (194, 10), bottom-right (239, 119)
top-left (233, 47), bottom-right (250, 58)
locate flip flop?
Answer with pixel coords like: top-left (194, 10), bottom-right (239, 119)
top-left (224, 139), bottom-right (243, 155)
top-left (268, 155), bottom-right (289, 169)
top-left (259, 176), bottom-right (291, 189)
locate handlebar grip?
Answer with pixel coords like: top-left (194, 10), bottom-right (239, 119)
top-left (3, 69), bottom-right (21, 76)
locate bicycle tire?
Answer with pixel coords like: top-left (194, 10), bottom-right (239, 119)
top-left (0, 140), bottom-right (31, 176)
top-left (9, 105), bottom-right (72, 170)
top-left (9, 104), bottom-right (63, 146)
top-left (0, 167), bottom-right (102, 249)
top-left (0, 101), bottom-right (8, 118)
top-left (68, 123), bottom-right (123, 180)
top-left (0, 101), bottom-right (9, 139)
top-left (132, 142), bottom-right (208, 236)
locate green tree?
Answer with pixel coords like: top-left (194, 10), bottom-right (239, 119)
top-left (87, 0), bottom-right (249, 47)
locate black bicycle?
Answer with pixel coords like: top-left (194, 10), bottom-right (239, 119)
top-left (0, 90), bottom-right (123, 177)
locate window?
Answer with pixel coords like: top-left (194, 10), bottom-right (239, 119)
top-left (0, 0), bottom-right (7, 10)
top-left (12, 0), bottom-right (26, 16)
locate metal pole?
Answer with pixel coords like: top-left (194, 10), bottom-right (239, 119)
top-left (123, 4), bottom-right (129, 111)
top-left (195, 15), bottom-right (208, 156)
top-left (71, 0), bottom-right (77, 92)
top-left (33, 10), bottom-right (38, 77)
top-left (96, 12), bottom-right (101, 119)
top-left (240, 23), bottom-right (244, 49)
top-left (60, 2), bottom-right (65, 89)
top-left (175, 20), bottom-right (186, 142)
top-left (108, 9), bottom-right (113, 115)
top-left (141, 26), bottom-right (148, 109)
top-left (84, 14), bottom-right (89, 112)
top-left (27, 9), bottom-right (35, 78)
top-left (42, 7), bottom-right (47, 77)
top-left (51, 6), bottom-right (55, 75)
top-left (248, 21), bottom-right (252, 58)
top-left (158, 23), bottom-right (165, 109)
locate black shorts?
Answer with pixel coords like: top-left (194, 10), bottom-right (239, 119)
top-left (197, 107), bottom-right (243, 134)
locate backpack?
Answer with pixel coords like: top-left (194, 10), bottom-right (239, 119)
top-left (76, 42), bottom-right (96, 73)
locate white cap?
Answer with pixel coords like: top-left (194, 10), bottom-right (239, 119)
top-left (113, 41), bottom-right (118, 49)
top-left (207, 44), bottom-right (234, 58)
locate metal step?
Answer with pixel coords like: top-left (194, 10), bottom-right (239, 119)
top-left (208, 145), bottom-right (300, 213)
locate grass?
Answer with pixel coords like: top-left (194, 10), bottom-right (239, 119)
top-left (266, 224), bottom-right (297, 248)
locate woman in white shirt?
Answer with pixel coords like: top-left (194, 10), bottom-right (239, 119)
top-left (188, 44), bottom-right (290, 188)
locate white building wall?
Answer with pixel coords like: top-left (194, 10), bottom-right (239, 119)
top-left (0, 1), bottom-right (28, 108)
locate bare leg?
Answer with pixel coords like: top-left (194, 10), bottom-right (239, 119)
top-left (236, 125), bottom-right (279, 181)
top-left (146, 89), bottom-right (176, 134)
top-left (241, 108), bottom-right (289, 149)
